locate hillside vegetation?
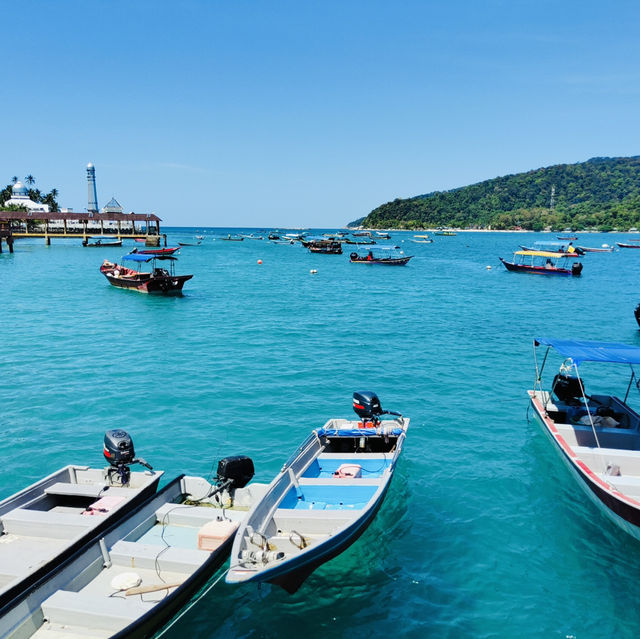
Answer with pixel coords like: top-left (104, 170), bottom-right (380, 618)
top-left (359, 157), bottom-right (640, 231)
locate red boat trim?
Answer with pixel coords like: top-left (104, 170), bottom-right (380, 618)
top-left (530, 394), bottom-right (640, 507)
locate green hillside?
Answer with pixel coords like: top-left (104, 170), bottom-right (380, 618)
top-left (359, 156), bottom-right (640, 231)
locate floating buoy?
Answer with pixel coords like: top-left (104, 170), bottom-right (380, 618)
top-left (310, 269), bottom-right (318, 274)
top-left (602, 244), bottom-right (609, 248)
top-left (486, 265), bottom-right (492, 269)
top-left (257, 259), bottom-right (262, 264)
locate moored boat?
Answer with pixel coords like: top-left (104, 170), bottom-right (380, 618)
top-left (519, 241), bottom-right (584, 256)
top-left (0, 430), bottom-right (162, 612)
top-left (576, 245), bottom-right (614, 253)
top-left (130, 247), bottom-right (180, 256)
top-left (529, 338), bottom-right (640, 542)
top-left (349, 246), bottom-right (412, 265)
top-left (616, 243), bottom-right (640, 249)
top-left (226, 392), bottom-right (408, 593)
top-left (100, 255), bottom-right (192, 295)
top-left (307, 239), bottom-right (342, 254)
top-left (434, 229), bottom-right (456, 236)
top-left (82, 237), bottom-right (123, 248)
top-left (557, 235), bottom-right (578, 240)
top-left (499, 251), bottom-right (583, 276)
top-left (0, 457), bottom-right (268, 639)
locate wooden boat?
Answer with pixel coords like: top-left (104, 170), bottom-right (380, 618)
top-left (177, 242), bottom-right (201, 247)
top-left (0, 430), bottom-right (162, 612)
top-left (434, 230), bottom-right (456, 236)
top-left (307, 240), bottom-right (342, 254)
top-left (130, 247), bottom-right (180, 256)
top-left (557, 235), bottom-right (578, 240)
top-left (412, 234), bottom-right (433, 243)
top-left (349, 246), bottom-right (412, 265)
top-left (0, 459), bottom-right (269, 639)
top-left (576, 245), bottom-right (614, 253)
top-left (220, 235), bottom-right (244, 241)
top-left (344, 238), bottom-right (376, 245)
top-left (616, 243), bottom-right (640, 249)
top-left (226, 392), bottom-right (408, 593)
top-left (529, 338), bottom-right (640, 543)
top-left (82, 237), bottom-right (123, 248)
top-left (375, 232), bottom-right (391, 239)
top-left (500, 251), bottom-right (583, 276)
top-left (100, 255), bottom-right (192, 295)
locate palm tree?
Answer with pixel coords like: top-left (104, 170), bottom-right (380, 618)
top-left (11, 176), bottom-right (18, 184)
top-left (50, 188), bottom-right (58, 199)
top-left (25, 175), bottom-right (35, 186)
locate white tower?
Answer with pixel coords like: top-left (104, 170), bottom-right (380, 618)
top-left (87, 163), bottom-right (98, 213)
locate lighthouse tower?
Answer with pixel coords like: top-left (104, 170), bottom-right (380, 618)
top-left (87, 163), bottom-right (98, 213)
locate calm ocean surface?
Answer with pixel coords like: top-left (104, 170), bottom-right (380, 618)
top-left (3, 229), bottom-right (640, 638)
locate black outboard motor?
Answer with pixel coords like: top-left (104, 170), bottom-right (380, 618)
top-left (552, 374), bottom-right (585, 403)
top-left (216, 455), bottom-right (254, 490)
top-left (353, 391), bottom-right (402, 425)
top-left (103, 430), bottom-right (153, 486)
top-left (571, 262), bottom-right (583, 276)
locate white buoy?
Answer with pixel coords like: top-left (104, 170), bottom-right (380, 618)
top-left (486, 265), bottom-right (492, 270)
top-left (602, 244), bottom-right (609, 248)
top-left (310, 269), bottom-right (318, 274)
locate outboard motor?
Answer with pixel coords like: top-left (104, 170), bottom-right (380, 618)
top-left (216, 455), bottom-right (255, 490)
top-left (552, 374), bottom-right (585, 403)
top-left (353, 391), bottom-right (402, 425)
top-left (571, 262), bottom-right (583, 276)
top-left (103, 430), bottom-right (153, 486)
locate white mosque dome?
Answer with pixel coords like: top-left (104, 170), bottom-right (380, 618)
top-left (12, 181), bottom-right (28, 195)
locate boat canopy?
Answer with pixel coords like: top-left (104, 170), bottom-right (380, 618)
top-left (535, 338), bottom-right (640, 366)
top-left (534, 241), bottom-right (571, 247)
top-left (123, 253), bottom-right (177, 263)
top-left (515, 250), bottom-right (566, 258)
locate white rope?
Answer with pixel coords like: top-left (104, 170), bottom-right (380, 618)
top-left (154, 567), bottom-right (231, 637)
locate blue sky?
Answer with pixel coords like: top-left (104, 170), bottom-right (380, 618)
top-left (2, 0), bottom-right (639, 227)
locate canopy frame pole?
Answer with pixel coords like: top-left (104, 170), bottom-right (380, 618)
top-left (624, 366), bottom-right (636, 404)
top-left (534, 345), bottom-right (550, 404)
top-left (574, 362), bottom-right (602, 450)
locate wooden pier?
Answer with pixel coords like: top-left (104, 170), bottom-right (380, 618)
top-left (0, 211), bottom-right (165, 248)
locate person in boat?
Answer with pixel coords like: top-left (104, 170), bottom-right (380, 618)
top-left (545, 258), bottom-right (553, 269)
top-left (367, 250), bottom-right (373, 261)
top-left (567, 242), bottom-right (576, 253)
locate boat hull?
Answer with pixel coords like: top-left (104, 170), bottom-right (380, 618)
top-left (617, 243), bottom-right (640, 248)
top-left (529, 393), bottom-right (640, 541)
top-left (499, 258), bottom-right (579, 276)
top-left (350, 255), bottom-right (412, 265)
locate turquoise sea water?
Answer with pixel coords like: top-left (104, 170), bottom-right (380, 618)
top-left (2, 229), bottom-right (640, 638)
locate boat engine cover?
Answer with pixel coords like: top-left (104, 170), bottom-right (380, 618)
top-left (103, 430), bottom-right (135, 466)
top-left (217, 455), bottom-right (254, 489)
top-left (353, 391), bottom-right (383, 420)
top-left (552, 374), bottom-right (585, 402)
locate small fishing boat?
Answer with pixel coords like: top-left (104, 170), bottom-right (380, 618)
top-left (349, 246), bottom-right (412, 265)
top-left (0, 430), bottom-right (162, 612)
top-left (0, 456), bottom-right (268, 639)
top-left (82, 237), bottom-right (123, 248)
top-left (529, 338), bottom-right (640, 542)
top-left (220, 235), bottom-right (244, 241)
top-left (130, 247), bottom-right (180, 256)
top-left (100, 255), bottom-right (193, 295)
top-left (519, 241), bottom-right (584, 256)
top-left (616, 243), bottom-right (640, 249)
top-left (344, 238), bottom-right (376, 245)
top-left (412, 234), bottom-right (433, 243)
top-left (351, 231), bottom-right (372, 237)
top-left (375, 232), bottom-right (391, 239)
top-left (557, 235), bottom-right (578, 240)
top-left (195, 235), bottom-right (205, 240)
top-left (177, 242), bottom-right (201, 247)
top-left (306, 239), bottom-right (342, 254)
top-left (576, 245), bottom-right (614, 253)
top-left (499, 251), bottom-right (583, 276)
top-left (226, 392), bottom-right (408, 593)
top-left (434, 229), bottom-right (456, 236)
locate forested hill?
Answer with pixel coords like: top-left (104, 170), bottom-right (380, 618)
top-left (358, 156), bottom-right (640, 231)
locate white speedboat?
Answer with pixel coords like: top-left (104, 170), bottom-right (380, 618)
top-left (226, 392), bottom-right (408, 593)
top-left (0, 457), bottom-right (267, 638)
top-left (529, 338), bottom-right (640, 540)
top-left (0, 431), bottom-right (162, 612)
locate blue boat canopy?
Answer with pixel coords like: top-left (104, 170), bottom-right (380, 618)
top-left (123, 253), bottom-right (176, 263)
top-left (535, 338), bottom-right (640, 366)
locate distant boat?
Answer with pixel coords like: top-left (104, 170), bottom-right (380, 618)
top-left (617, 243), bottom-right (640, 249)
top-left (195, 235), bottom-right (205, 239)
top-left (226, 392), bottom-right (408, 593)
top-left (375, 231), bottom-right (391, 239)
top-left (576, 245), bottom-right (614, 253)
top-left (131, 246), bottom-right (180, 256)
top-left (519, 241), bottom-right (584, 256)
top-left (434, 230), bottom-right (456, 236)
top-left (220, 235), bottom-right (244, 241)
top-left (499, 251), bottom-right (583, 276)
top-left (349, 246), bottom-right (412, 265)
top-left (178, 242), bottom-right (201, 246)
top-left (557, 235), bottom-right (578, 240)
top-left (308, 240), bottom-right (342, 254)
top-left (82, 237), bottom-right (122, 247)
